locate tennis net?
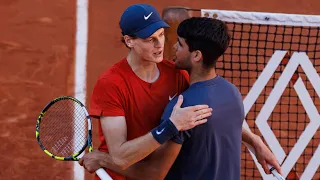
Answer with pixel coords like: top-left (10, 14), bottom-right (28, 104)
top-left (201, 9), bottom-right (320, 180)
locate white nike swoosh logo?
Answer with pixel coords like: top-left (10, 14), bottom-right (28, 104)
top-left (144, 12), bottom-right (153, 20)
top-left (156, 128), bottom-right (165, 135)
top-left (169, 93), bottom-right (177, 101)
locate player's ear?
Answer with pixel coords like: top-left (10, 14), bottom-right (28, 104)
top-left (192, 50), bottom-right (202, 62)
top-left (123, 35), bottom-right (134, 48)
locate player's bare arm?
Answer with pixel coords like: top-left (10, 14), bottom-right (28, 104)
top-left (242, 128), bottom-right (282, 175)
top-left (81, 95), bottom-right (212, 170)
top-left (80, 140), bottom-right (181, 180)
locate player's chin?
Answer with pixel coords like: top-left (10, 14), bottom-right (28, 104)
top-left (174, 61), bottom-right (185, 70)
top-left (172, 55), bottom-right (177, 62)
top-left (151, 55), bottom-right (163, 63)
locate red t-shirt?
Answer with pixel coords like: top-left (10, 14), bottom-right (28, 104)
top-left (89, 58), bottom-right (189, 180)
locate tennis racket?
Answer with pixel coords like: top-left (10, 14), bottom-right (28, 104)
top-left (36, 96), bottom-right (112, 180)
top-left (244, 142), bottom-right (285, 180)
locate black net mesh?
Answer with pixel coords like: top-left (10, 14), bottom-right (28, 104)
top-left (215, 20), bottom-right (320, 179)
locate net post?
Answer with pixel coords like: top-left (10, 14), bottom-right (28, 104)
top-left (162, 7), bottom-right (193, 61)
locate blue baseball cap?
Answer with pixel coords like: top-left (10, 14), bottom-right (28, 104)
top-left (120, 4), bottom-right (170, 39)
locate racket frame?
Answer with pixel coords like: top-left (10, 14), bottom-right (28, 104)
top-left (36, 96), bottom-right (92, 161)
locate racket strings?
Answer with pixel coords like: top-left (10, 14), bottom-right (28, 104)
top-left (73, 104), bottom-right (89, 149)
top-left (39, 99), bottom-right (88, 157)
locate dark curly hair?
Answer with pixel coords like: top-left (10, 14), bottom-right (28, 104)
top-left (177, 17), bottom-right (230, 68)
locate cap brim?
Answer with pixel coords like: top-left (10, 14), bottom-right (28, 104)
top-left (134, 20), bottom-right (170, 39)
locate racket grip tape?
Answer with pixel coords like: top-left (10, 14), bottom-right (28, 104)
top-left (243, 142), bottom-right (286, 180)
top-left (267, 164), bottom-right (286, 180)
top-left (96, 168), bottom-right (113, 180)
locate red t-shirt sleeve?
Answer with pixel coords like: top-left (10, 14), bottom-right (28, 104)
top-left (89, 77), bottom-right (125, 118)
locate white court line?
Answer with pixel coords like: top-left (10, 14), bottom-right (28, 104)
top-left (74, 0), bottom-right (88, 179)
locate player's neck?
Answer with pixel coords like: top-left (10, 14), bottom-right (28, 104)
top-left (189, 67), bottom-right (217, 85)
top-left (127, 51), bottom-right (160, 83)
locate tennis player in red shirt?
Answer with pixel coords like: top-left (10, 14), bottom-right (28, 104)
top-left (79, 4), bottom-right (282, 180)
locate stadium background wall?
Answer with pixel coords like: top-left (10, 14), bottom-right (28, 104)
top-left (0, 0), bottom-right (319, 180)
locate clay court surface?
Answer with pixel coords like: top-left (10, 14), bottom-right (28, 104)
top-left (1, 0), bottom-right (319, 179)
